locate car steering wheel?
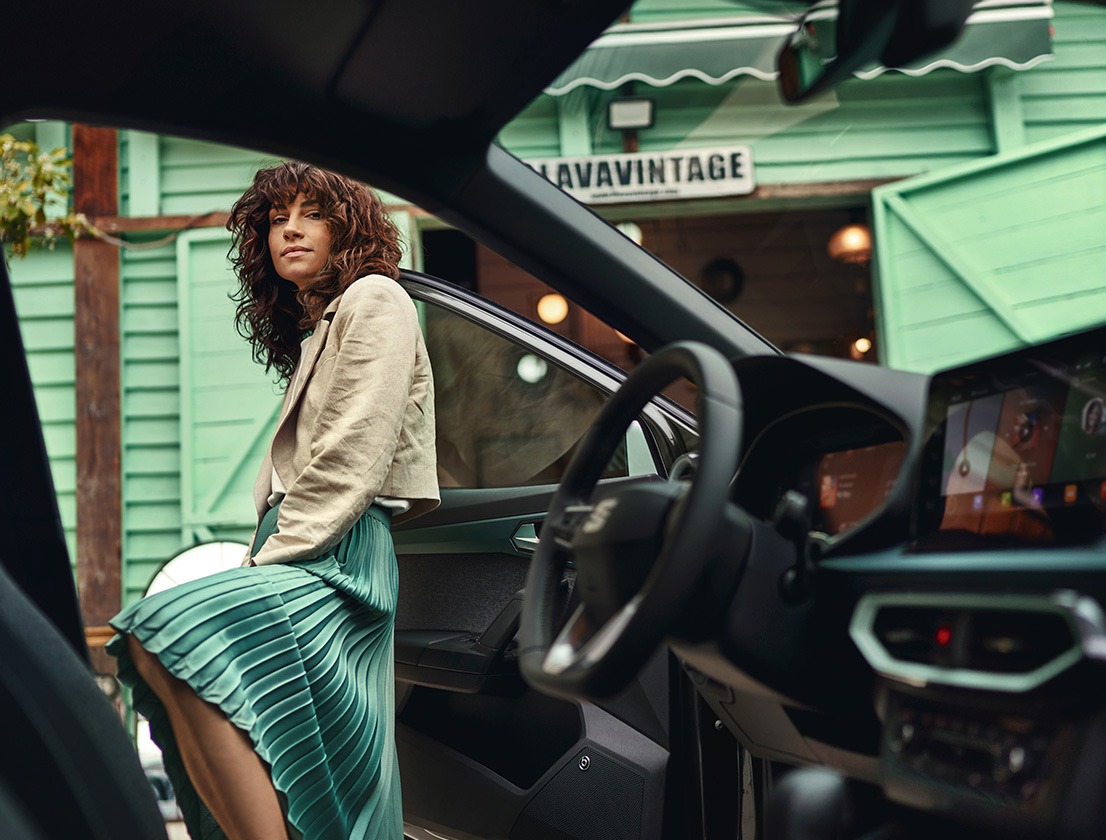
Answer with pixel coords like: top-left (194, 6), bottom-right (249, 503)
top-left (520, 341), bottom-right (743, 699)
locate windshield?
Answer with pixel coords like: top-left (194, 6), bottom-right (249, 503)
top-left (499, 0), bottom-right (1105, 374)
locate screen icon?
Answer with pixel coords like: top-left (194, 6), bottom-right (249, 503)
top-left (1031, 487), bottom-right (1044, 506)
top-left (1001, 491), bottom-right (1013, 508)
top-left (1065, 484), bottom-right (1078, 504)
top-left (972, 494), bottom-right (984, 511)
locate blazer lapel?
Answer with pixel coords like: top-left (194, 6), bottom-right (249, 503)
top-left (276, 292), bottom-right (344, 426)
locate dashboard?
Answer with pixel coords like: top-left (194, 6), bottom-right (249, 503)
top-left (674, 328), bottom-right (1106, 839)
top-left (734, 325), bottom-right (1106, 551)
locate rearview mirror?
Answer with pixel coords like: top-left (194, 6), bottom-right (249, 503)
top-left (777, 0), bottom-right (975, 102)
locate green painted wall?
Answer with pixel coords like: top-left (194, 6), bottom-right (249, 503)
top-left (117, 139), bottom-right (281, 600)
top-left (1022, 3), bottom-right (1106, 145)
top-left (8, 243), bottom-right (77, 563)
top-left (119, 238), bottom-right (182, 597)
top-left (503, 59), bottom-right (992, 180)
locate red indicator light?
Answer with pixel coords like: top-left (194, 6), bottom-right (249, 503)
top-left (935, 626), bottom-right (952, 647)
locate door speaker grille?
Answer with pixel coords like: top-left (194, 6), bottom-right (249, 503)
top-left (510, 746), bottom-right (645, 840)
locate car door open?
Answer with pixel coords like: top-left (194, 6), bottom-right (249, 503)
top-left (393, 273), bottom-right (693, 840)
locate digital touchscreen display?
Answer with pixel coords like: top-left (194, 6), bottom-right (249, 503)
top-left (920, 327), bottom-right (1106, 546)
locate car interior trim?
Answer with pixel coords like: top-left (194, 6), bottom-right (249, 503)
top-left (850, 590), bottom-right (1106, 692)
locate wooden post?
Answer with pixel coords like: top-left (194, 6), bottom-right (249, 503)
top-left (71, 125), bottom-right (122, 676)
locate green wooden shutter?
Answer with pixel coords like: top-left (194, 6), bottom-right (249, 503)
top-left (872, 123), bottom-right (1106, 373)
top-left (176, 228), bottom-right (281, 539)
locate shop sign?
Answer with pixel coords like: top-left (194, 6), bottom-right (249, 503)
top-left (526, 145), bottom-right (754, 205)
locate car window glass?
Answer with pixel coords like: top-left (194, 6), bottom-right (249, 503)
top-left (422, 300), bottom-right (628, 488)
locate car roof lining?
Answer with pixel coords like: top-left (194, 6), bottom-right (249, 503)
top-left (5, 0), bottom-right (629, 168)
top-left (334, 0), bottom-right (622, 131)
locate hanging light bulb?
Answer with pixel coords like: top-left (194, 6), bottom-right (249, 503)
top-left (827, 223), bottom-right (872, 265)
top-left (536, 293), bottom-right (569, 325)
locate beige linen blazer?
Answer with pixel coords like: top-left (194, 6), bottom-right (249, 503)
top-left (249, 274), bottom-right (439, 566)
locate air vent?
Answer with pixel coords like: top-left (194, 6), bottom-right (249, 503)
top-left (851, 593), bottom-right (1102, 693)
top-left (872, 606), bottom-right (954, 666)
top-left (967, 610), bottom-right (1073, 674)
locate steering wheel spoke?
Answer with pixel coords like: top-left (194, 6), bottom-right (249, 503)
top-left (542, 603), bottom-right (591, 675)
top-left (543, 596), bottom-right (643, 677)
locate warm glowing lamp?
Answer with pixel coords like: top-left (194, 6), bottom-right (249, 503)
top-left (853, 337), bottom-right (872, 354)
top-left (827, 223), bottom-right (872, 265)
top-left (537, 293), bottom-right (569, 324)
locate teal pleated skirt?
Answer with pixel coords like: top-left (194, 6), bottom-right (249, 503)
top-left (107, 504), bottom-right (402, 840)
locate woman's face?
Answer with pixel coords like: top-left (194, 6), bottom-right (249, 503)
top-left (268, 193), bottom-right (334, 289)
top-left (1088, 401), bottom-right (1103, 432)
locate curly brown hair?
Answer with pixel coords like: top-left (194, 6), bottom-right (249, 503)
top-left (227, 162), bottom-right (403, 381)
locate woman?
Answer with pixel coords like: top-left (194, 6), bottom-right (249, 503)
top-left (108, 162), bottom-right (439, 840)
top-left (1084, 398), bottom-right (1104, 436)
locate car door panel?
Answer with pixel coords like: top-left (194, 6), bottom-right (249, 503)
top-left (394, 275), bottom-right (687, 840)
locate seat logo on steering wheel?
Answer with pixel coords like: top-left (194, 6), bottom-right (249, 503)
top-left (581, 498), bottom-right (619, 534)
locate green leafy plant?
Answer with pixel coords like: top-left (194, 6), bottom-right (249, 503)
top-left (0, 133), bottom-right (88, 259)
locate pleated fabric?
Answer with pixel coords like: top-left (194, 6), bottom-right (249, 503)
top-left (107, 503), bottom-right (402, 840)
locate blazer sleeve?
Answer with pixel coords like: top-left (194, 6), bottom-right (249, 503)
top-left (250, 278), bottom-right (419, 566)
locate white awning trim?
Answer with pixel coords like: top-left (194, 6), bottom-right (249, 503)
top-left (553, 65), bottom-right (776, 94)
top-left (852, 53), bottom-right (1053, 80)
top-left (852, 4), bottom-right (1055, 79)
top-left (545, 19), bottom-right (794, 96)
top-left (545, 0), bottom-right (1054, 97)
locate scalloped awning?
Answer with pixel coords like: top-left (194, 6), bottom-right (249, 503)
top-left (544, 1), bottom-right (1053, 97)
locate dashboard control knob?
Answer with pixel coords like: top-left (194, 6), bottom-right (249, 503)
top-left (773, 491), bottom-right (816, 603)
top-left (900, 722), bottom-right (915, 747)
top-left (1007, 745), bottom-right (1027, 774)
top-left (889, 720), bottom-right (915, 753)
